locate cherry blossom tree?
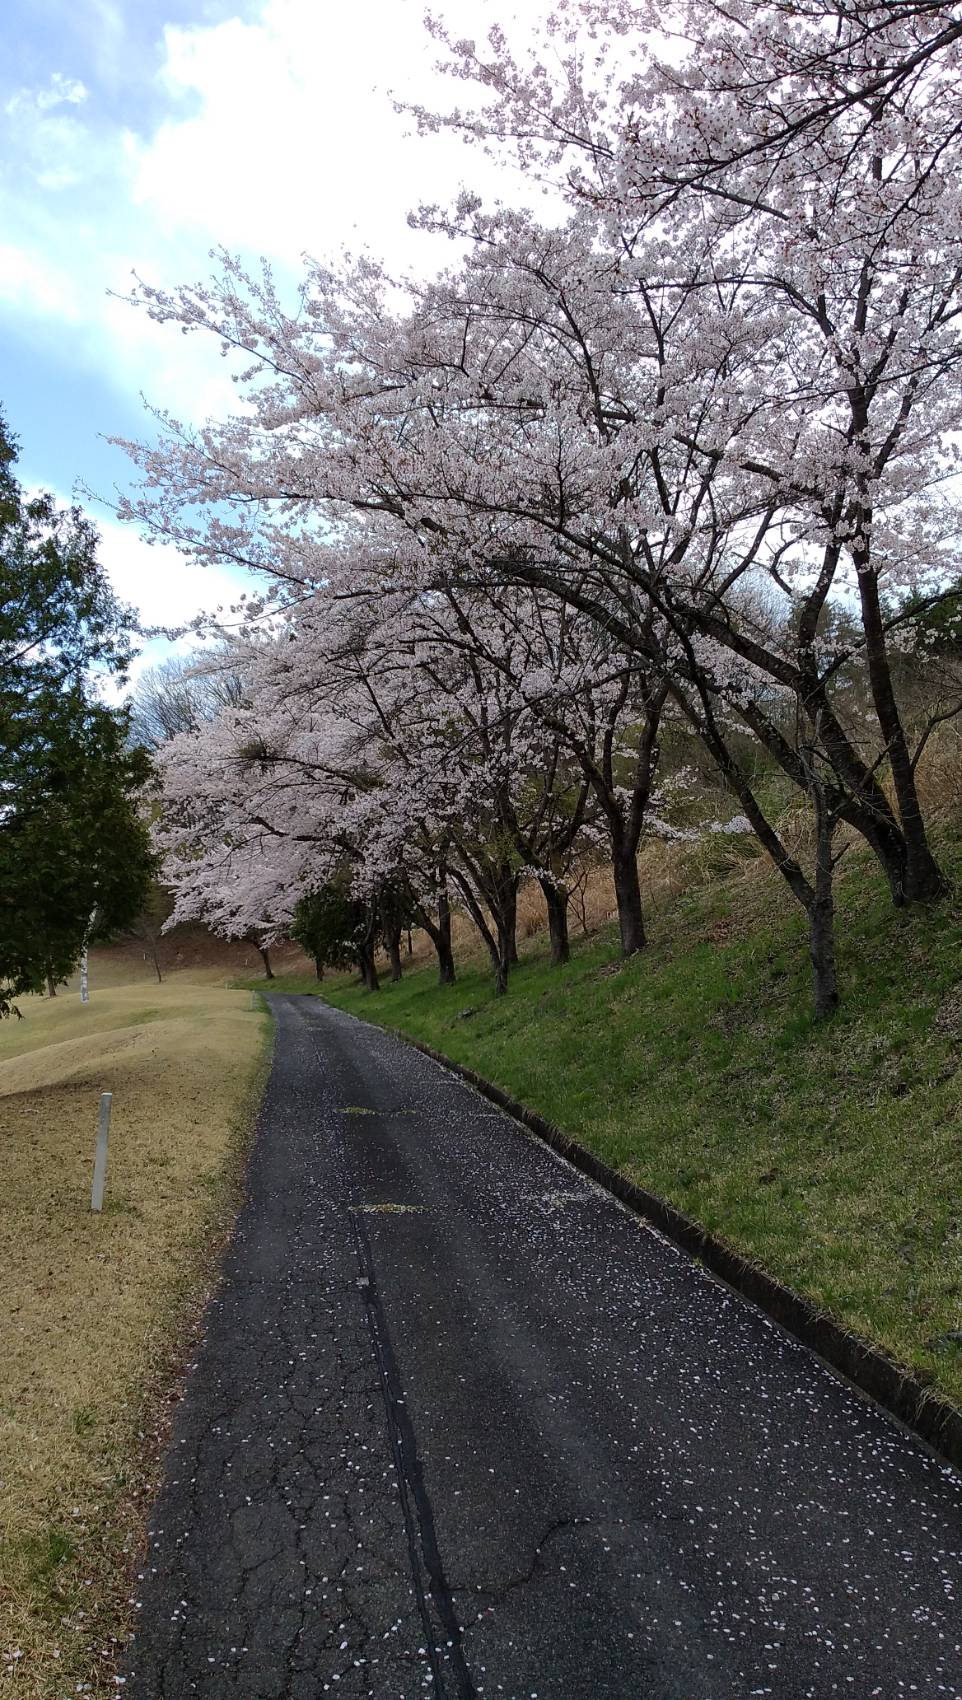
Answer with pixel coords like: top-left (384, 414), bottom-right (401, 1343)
top-left (416, 0), bottom-right (962, 901)
top-left (118, 0), bottom-right (962, 1017)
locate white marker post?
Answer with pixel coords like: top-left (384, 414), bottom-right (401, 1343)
top-left (91, 1093), bottom-right (112, 1213)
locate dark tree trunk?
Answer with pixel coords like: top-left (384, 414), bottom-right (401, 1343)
top-left (451, 869), bottom-right (509, 993)
top-left (45, 973), bottom-right (56, 998)
top-left (482, 923), bottom-right (508, 993)
top-left (355, 901), bottom-right (381, 992)
top-left (313, 955), bottom-right (325, 982)
top-left (808, 895), bottom-right (838, 1020)
top-left (406, 928), bottom-right (414, 957)
top-left (414, 885), bottom-right (457, 986)
top-left (501, 878), bottom-right (519, 965)
top-left (856, 563), bottom-right (945, 901)
top-left (496, 918), bottom-right (515, 976)
top-left (434, 929), bottom-right (456, 985)
top-left (387, 926), bottom-right (403, 982)
top-left (611, 842), bottom-right (646, 956)
top-left (150, 940), bottom-right (163, 984)
top-left (676, 672), bottom-right (841, 1020)
top-left (257, 944), bottom-right (274, 980)
top-left (357, 944), bottom-right (380, 992)
top-left (481, 915), bottom-right (509, 993)
top-left (808, 789), bottom-right (839, 1021)
top-left (540, 879), bottom-right (571, 965)
top-left (433, 887), bottom-right (456, 985)
top-left (738, 687), bottom-right (911, 907)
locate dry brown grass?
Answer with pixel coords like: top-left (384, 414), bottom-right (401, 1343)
top-left (79, 929), bottom-right (312, 991)
top-left (913, 715), bottom-right (962, 828)
top-left (0, 980), bottom-right (270, 1698)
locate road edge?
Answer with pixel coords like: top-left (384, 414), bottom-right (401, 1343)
top-left (373, 1021), bottom-right (962, 1476)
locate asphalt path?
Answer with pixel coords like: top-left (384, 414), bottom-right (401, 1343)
top-left (123, 993), bottom-right (962, 1699)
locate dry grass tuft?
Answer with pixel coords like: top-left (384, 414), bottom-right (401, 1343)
top-left (0, 980), bottom-right (270, 1698)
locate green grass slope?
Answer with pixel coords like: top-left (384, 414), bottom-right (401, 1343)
top-left (304, 835), bottom-right (962, 1411)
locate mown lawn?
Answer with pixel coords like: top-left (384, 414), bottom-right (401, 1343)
top-left (309, 835), bottom-right (962, 1411)
top-left (0, 979), bottom-right (271, 1698)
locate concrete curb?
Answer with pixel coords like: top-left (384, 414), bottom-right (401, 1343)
top-left (397, 1031), bottom-right (962, 1476)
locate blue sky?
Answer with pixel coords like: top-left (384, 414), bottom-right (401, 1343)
top-left (1, 0), bottom-right (521, 661)
top-left (3, 2), bottom-right (247, 497)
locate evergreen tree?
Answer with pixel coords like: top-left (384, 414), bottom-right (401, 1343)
top-left (0, 410), bottom-right (155, 1013)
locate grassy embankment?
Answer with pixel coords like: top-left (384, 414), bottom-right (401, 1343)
top-left (276, 829), bottom-right (962, 1413)
top-left (0, 977), bottom-right (270, 1699)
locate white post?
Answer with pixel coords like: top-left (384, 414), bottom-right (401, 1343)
top-left (91, 1093), bottom-right (112, 1212)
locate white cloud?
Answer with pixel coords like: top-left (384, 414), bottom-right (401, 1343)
top-left (98, 281), bottom-right (242, 425)
top-left (0, 242), bottom-right (82, 320)
top-left (6, 71), bottom-right (88, 116)
top-left (94, 516), bottom-right (253, 635)
top-left (84, 1), bottom-right (126, 87)
top-left (1, 0), bottom-right (548, 638)
top-left (128, 0), bottom-right (528, 271)
top-left (0, 0), bottom-right (525, 445)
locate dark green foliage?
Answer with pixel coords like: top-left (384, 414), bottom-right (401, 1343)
top-left (377, 876), bottom-right (417, 940)
top-left (291, 875), bottom-right (416, 986)
top-left (290, 881), bottom-right (368, 975)
top-left (0, 410), bottom-right (155, 1012)
top-left (899, 580), bottom-right (962, 659)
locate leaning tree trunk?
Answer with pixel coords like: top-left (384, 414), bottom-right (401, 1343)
top-left (611, 840), bottom-right (646, 956)
top-left (680, 675), bottom-right (840, 1021)
top-left (540, 878), bottom-right (571, 966)
top-left (256, 944), bottom-right (274, 980)
top-left (477, 910), bottom-right (507, 992)
top-left (451, 870), bottom-right (509, 993)
top-left (783, 671), bottom-right (910, 907)
top-left (386, 926), bottom-right (404, 983)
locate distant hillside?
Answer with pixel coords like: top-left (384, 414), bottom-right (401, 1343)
top-left (85, 924), bottom-right (314, 989)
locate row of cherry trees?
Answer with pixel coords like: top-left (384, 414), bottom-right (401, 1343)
top-left (134, 0), bottom-right (962, 1017)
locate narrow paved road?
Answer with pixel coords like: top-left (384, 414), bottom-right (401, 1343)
top-left (124, 994), bottom-right (962, 1699)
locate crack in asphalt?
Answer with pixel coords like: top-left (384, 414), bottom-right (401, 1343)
top-left (449, 1515), bottom-right (589, 1604)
